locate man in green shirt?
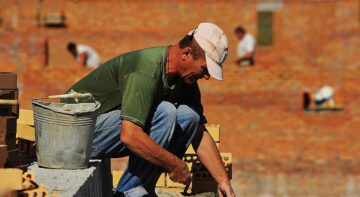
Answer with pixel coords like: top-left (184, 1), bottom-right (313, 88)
top-left (65, 23), bottom-right (235, 197)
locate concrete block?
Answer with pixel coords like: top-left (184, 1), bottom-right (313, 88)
top-left (182, 153), bottom-right (232, 194)
top-left (27, 159), bottom-right (112, 197)
top-left (191, 153), bottom-right (232, 181)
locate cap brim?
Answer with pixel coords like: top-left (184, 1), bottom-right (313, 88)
top-left (206, 55), bottom-right (223, 80)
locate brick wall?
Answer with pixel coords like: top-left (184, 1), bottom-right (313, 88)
top-left (0, 0), bottom-right (360, 171)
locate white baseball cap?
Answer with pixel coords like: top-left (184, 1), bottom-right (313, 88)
top-left (188, 23), bottom-right (228, 80)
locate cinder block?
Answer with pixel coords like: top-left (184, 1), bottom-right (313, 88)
top-left (28, 159), bottom-right (112, 197)
top-left (182, 153), bottom-right (232, 194)
top-left (191, 153), bottom-right (232, 181)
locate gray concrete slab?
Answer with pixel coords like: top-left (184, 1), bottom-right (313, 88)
top-left (28, 159), bottom-right (112, 197)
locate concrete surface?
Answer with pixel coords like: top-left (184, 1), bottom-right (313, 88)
top-left (27, 159), bottom-right (112, 197)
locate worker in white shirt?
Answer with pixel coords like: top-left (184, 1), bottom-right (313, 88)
top-left (67, 42), bottom-right (101, 67)
top-left (234, 26), bottom-right (256, 66)
top-left (314, 86), bottom-right (335, 107)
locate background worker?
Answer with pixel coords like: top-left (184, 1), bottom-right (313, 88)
top-left (234, 26), bottom-right (256, 66)
top-left (67, 42), bottom-right (101, 67)
top-left (314, 85), bottom-right (335, 108)
top-left (63, 23), bottom-right (235, 197)
top-left (303, 85), bottom-right (336, 109)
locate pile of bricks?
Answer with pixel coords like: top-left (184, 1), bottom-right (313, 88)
top-left (0, 72), bottom-right (23, 168)
top-left (159, 125), bottom-right (232, 194)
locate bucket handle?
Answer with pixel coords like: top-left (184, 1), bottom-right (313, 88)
top-left (34, 90), bottom-right (95, 103)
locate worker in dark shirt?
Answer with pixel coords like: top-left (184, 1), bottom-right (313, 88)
top-left (64, 23), bottom-right (234, 197)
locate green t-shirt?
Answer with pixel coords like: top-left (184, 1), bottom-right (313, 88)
top-left (63, 46), bottom-right (206, 127)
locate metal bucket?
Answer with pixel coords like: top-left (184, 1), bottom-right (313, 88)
top-left (32, 100), bottom-right (100, 169)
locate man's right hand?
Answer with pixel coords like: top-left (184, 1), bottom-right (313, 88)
top-left (168, 160), bottom-right (191, 184)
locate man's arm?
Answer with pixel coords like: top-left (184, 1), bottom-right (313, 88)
top-left (78, 52), bottom-right (88, 66)
top-left (192, 124), bottom-right (235, 197)
top-left (120, 120), bottom-right (191, 184)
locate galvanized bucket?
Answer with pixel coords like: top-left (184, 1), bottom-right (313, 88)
top-left (32, 99), bottom-right (100, 169)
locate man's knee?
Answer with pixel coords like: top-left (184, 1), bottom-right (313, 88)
top-left (176, 105), bottom-right (200, 127)
top-left (153, 101), bottom-right (177, 121)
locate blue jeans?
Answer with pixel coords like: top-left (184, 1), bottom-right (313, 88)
top-left (90, 101), bottom-right (200, 197)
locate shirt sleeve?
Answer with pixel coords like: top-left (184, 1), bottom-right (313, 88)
top-left (245, 35), bottom-right (255, 52)
top-left (121, 72), bottom-right (157, 128)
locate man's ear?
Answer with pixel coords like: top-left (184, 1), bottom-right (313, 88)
top-left (181, 47), bottom-right (193, 61)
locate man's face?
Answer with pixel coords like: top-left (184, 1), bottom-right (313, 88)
top-left (69, 48), bottom-right (77, 57)
top-left (181, 56), bottom-right (210, 84)
top-left (236, 32), bottom-right (245, 40)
